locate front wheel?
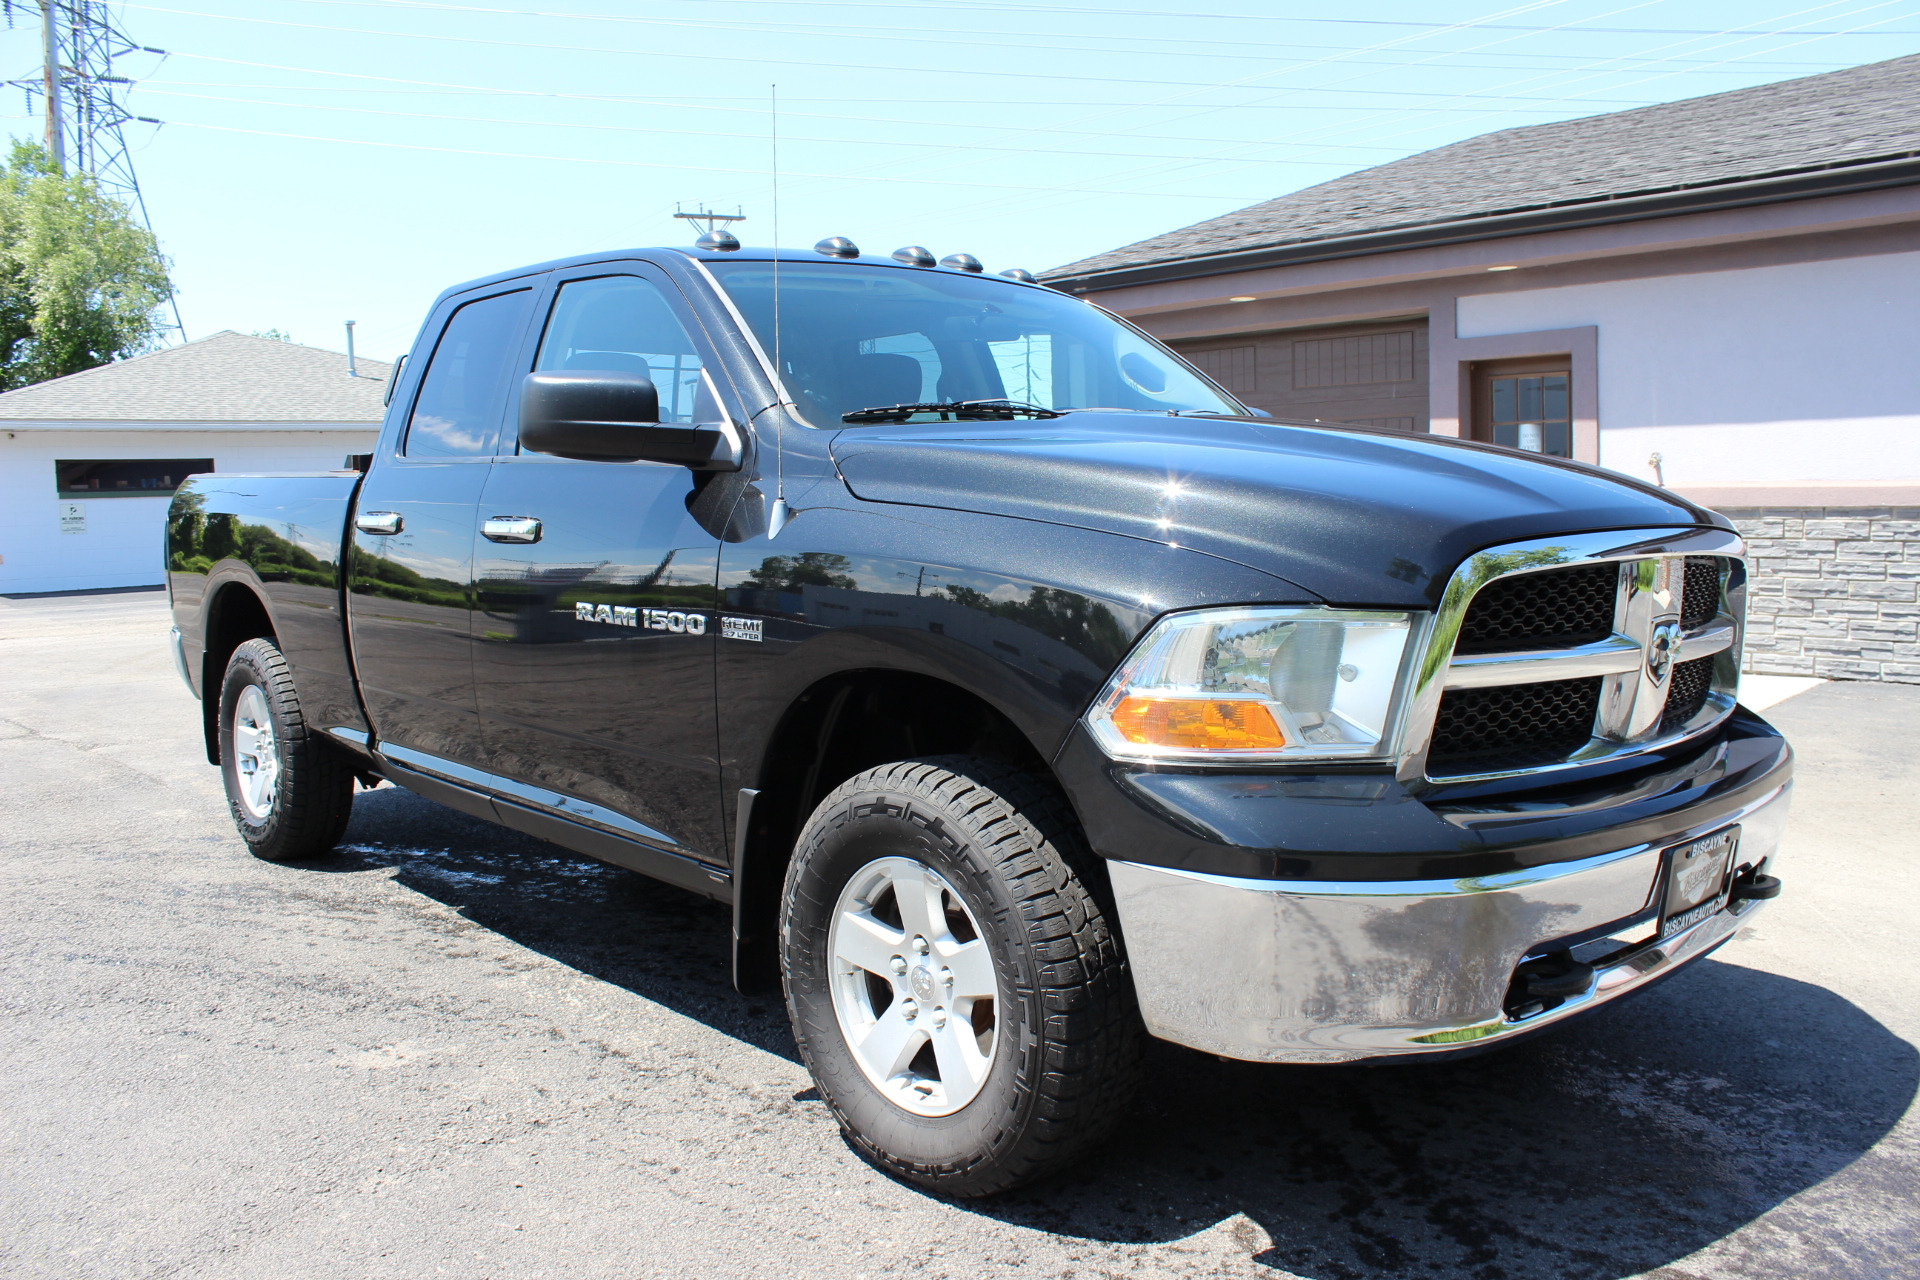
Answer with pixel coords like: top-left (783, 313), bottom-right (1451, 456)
top-left (217, 637), bottom-right (355, 862)
top-left (780, 757), bottom-right (1143, 1196)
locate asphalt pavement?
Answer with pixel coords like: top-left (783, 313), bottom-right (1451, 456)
top-left (2, 590), bottom-right (1916, 1279)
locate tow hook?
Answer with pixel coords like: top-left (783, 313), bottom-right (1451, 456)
top-left (1505, 953), bottom-right (1596, 1020)
top-left (1730, 869), bottom-right (1782, 902)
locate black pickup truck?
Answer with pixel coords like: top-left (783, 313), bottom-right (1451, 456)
top-left (165, 240), bottom-right (1790, 1196)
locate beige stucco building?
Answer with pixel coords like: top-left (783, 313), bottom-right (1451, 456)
top-left (1046, 55), bottom-right (1920, 682)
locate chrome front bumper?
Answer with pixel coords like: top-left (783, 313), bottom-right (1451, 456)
top-left (1109, 782), bottom-right (1791, 1063)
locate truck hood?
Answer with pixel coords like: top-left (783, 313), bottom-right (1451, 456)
top-left (831, 413), bottom-right (1728, 608)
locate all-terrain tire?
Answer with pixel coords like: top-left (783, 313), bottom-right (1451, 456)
top-left (217, 637), bottom-right (355, 862)
top-left (780, 755), bottom-right (1145, 1197)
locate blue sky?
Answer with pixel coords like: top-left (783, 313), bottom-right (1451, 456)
top-left (5, 0), bottom-right (1917, 358)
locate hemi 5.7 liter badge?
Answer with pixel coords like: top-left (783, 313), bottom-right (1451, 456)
top-left (721, 616), bottom-right (763, 642)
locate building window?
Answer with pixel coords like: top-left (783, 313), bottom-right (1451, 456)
top-left (1473, 358), bottom-right (1572, 458)
top-left (55, 458), bottom-right (213, 497)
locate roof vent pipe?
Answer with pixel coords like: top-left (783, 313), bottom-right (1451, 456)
top-left (345, 321), bottom-right (357, 378)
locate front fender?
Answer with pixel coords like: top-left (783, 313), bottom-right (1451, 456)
top-left (713, 501), bottom-right (1311, 788)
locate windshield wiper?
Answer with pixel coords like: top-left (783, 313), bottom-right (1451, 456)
top-left (841, 398), bottom-right (1064, 424)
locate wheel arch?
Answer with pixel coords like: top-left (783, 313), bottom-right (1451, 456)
top-left (729, 666), bottom-right (1101, 992)
top-left (199, 579), bottom-right (277, 764)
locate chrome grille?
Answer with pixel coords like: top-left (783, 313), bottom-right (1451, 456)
top-left (1428, 676), bottom-right (1604, 772)
top-left (1410, 531), bottom-right (1747, 784)
top-left (1681, 557), bottom-right (1721, 628)
top-left (1662, 655), bottom-right (1715, 730)
top-left (1453, 562), bottom-right (1617, 654)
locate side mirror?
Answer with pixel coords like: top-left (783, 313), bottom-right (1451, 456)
top-left (517, 370), bottom-right (738, 469)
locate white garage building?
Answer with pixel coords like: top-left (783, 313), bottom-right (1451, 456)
top-left (0, 331), bottom-right (389, 596)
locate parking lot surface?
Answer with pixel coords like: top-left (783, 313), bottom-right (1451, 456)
top-left (3, 590), bottom-right (1916, 1279)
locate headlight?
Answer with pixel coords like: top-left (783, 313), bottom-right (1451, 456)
top-left (1084, 607), bottom-right (1416, 764)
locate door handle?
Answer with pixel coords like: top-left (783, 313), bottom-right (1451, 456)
top-left (482, 516), bottom-right (543, 544)
top-left (355, 511), bottom-right (403, 535)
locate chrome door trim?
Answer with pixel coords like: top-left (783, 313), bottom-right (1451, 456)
top-left (1398, 526), bottom-right (1745, 787)
top-left (480, 516), bottom-right (543, 543)
top-left (375, 740), bottom-right (690, 855)
top-left (354, 511), bottom-right (404, 535)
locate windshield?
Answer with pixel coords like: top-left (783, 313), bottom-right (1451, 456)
top-left (705, 261), bottom-right (1242, 425)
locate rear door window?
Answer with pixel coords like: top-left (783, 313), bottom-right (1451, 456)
top-left (405, 289), bottom-right (534, 457)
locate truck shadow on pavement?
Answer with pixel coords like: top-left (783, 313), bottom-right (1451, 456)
top-left (324, 785), bottom-right (1915, 1280)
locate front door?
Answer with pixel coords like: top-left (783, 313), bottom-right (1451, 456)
top-left (471, 267), bottom-right (729, 862)
top-left (347, 284), bottom-right (537, 766)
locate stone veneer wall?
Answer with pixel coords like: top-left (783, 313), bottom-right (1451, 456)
top-left (1721, 506), bottom-right (1920, 684)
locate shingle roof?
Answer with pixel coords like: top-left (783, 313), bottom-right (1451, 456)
top-left (0, 330), bottom-right (393, 422)
top-left (1046, 53), bottom-right (1920, 282)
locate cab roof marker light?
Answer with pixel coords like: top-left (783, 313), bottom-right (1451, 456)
top-left (815, 236), bottom-right (860, 258)
top-left (999, 267), bottom-right (1037, 282)
top-left (940, 253), bottom-right (984, 273)
top-left (893, 246), bottom-right (936, 267)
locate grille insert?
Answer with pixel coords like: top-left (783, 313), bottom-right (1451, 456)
top-left (1454, 563), bottom-right (1618, 654)
top-left (1429, 676), bottom-right (1602, 773)
top-left (1662, 655), bottom-right (1716, 730)
top-left (1681, 557), bottom-right (1722, 628)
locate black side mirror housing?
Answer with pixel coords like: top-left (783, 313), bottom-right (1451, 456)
top-left (517, 370), bottom-right (739, 469)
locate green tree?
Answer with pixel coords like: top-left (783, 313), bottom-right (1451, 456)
top-left (0, 141), bottom-right (173, 389)
top-left (745, 552), bottom-right (858, 590)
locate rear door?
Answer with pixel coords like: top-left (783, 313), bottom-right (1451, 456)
top-left (346, 283), bottom-right (539, 766)
top-left (470, 264), bottom-right (730, 862)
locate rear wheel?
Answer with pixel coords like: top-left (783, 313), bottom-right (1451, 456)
top-left (780, 756), bottom-right (1143, 1196)
top-left (217, 638), bottom-right (354, 862)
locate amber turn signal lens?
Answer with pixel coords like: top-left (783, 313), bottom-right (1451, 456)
top-left (1108, 697), bottom-right (1287, 752)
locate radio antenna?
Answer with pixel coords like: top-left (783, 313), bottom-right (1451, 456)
top-left (766, 82), bottom-right (792, 540)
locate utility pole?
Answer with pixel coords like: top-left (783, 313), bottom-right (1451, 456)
top-left (41, 1), bottom-right (63, 172)
top-left (8, 1), bottom-right (183, 339)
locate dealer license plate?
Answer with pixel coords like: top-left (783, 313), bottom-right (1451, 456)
top-left (1661, 826), bottom-right (1739, 938)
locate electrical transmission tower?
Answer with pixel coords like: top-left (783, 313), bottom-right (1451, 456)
top-left (4, 1), bottom-right (183, 338)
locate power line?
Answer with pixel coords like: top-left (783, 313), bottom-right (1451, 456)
top-left (132, 88), bottom-right (1395, 167)
top-left (435, 0), bottom-right (1905, 37)
top-left (161, 118), bottom-right (1278, 200)
top-left (131, 80), bottom-right (1437, 150)
top-left (150, 56), bottom-right (1634, 117)
top-left (1015, 0), bottom-right (1920, 224)
top-left (116, 4), bottom-right (1673, 104)
top-left (276, 0), bottom-right (1867, 71)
